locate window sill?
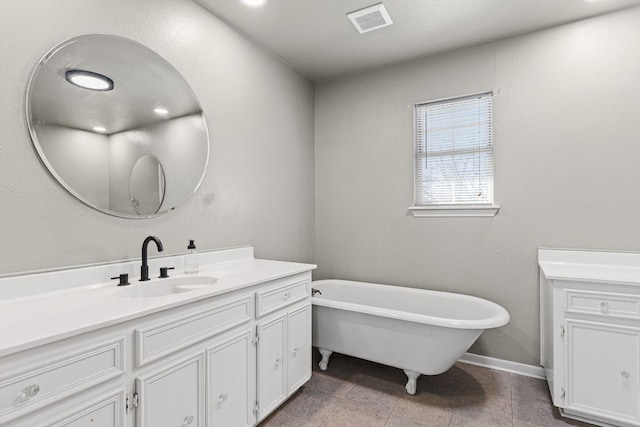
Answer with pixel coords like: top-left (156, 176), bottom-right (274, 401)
top-left (408, 205), bottom-right (500, 218)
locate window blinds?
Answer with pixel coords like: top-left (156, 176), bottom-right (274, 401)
top-left (415, 93), bottom-right (493, 205)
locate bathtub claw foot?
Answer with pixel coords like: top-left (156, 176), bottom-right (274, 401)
top-left (318, 348), bottom-right (333, 371)
top-left (403, 370), bottom-right (420, 395)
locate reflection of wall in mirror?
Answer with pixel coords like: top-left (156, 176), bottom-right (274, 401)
top-left (109, 113), bottom-right (208, 214)
top-left (34, 124), bottom-right (109, 209)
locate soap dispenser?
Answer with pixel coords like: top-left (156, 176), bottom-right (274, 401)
top-left (184, 240), bottom-right (199, 274)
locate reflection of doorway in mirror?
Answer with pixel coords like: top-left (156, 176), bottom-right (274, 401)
top-left (129, 154), bottom-right (166, 215)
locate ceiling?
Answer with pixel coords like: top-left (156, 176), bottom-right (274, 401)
top-left (195, 0), bottom-right (640, 82)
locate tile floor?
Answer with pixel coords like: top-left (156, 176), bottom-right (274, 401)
top-left (258, 349), bottom-right (595, 427)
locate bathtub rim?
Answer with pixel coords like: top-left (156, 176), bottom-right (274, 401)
top-left (311, 279), bottom-right (510, 330)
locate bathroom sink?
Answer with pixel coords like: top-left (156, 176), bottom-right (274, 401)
top-left (115, 276), bottom-right (217, 298)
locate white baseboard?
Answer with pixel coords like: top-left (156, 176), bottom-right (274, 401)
top-left (458, 352), bottom-right (546, 379)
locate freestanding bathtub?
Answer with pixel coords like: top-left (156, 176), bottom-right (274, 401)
top-left (311, 279), bottom-right (510, 394)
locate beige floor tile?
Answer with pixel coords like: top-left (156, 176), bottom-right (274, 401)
top-left (453, 392), bottom-right (512, 418)
top-left (418, 373), bottom-right (460, 399)
top-left (269, 354), bottom-right (601, 427)
top-left (321, 398), bottom-right (391, 427)
top-left (258, 410), bottom-right (316, 427)
top-left (448, 409), bottom-right (513, 427)
top-left (384, 413), bottom-right (432, 427)
top-left (346, 374), bottom-right (404, 413)
top-left (456, 366), bottom-right (511, 399)
top-left (512, 395), bottom-right (591, 426)
top-left (279, 387), bottom-right (341, 425)
top-left (392, 393), bottom-right (452, 427)
top-left (306, 371), bottom-right (357, 398)
top-left (511, 373), bottom-right (551, 402)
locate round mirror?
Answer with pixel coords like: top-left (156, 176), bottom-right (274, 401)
top-left (26, 34), bottom-right (209, 218)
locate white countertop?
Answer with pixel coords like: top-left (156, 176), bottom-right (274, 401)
top-left (0, 247), bottom-right (315, 357)
top-left (538, 248), bottom-right (640, 286)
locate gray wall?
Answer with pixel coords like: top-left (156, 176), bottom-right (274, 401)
top-left (314, 7), bottom-right (640, 365)
top-left (0, 0), bottom-right (315, 274)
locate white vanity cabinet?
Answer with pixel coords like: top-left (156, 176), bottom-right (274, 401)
top-left (135, 351), bottom-right (205, 427)
top-left (255, 277), bottom-right (311, 422)
top-left (207, 329), bottom-right (253, 426)
top-left (0, 250), bottom-right (314, 427)
top-left (540, 249), bottom-right (640, 427)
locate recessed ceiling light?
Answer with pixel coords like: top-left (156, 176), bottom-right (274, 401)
top-left (240, 0), bottom-right (267, 7)
top-left (92, 126), bottom-right (107, 133)
top-left (153, 107), bottom-right (169, 116)
top-left (65, 69), bottom-right (114, 91)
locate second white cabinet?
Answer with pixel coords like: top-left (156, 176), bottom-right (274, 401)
top-left (540, 249), bottom-right (640, 427)
top-left (255, 296), bottom-right (311, 422)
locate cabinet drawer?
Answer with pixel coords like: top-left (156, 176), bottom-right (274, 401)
top-left (565, 290), bottom-right (640, 319)
top-left (256, 279), bottom-right (309, 318)
top-left (0, 337), bottom-right (125, 423)
top-left (136, 295), bottom-right (251, 366)
top-left (48, 387), bottom-right (126, 427)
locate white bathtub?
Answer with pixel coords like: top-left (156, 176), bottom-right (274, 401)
top-left (311, 279), bottom-right (510, 394)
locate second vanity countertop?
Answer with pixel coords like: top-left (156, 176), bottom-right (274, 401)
top-left (539, 248), bottom-right (640, 286)
top-left (0, 246), bottom-right (316, 358)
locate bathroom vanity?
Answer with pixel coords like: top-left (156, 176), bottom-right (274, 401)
top-left (0, 247), bottom-right (315, 427)
top-left (540, 249), bottom-right (640, 427)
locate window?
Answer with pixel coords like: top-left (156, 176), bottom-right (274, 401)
top-left (410, 92), bottom-right (498, 217)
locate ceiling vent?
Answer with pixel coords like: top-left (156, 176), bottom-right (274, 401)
top-left (347, 3), bottom-right (393, 34)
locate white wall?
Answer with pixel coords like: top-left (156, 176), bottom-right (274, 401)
top-left (314, 7), bottom-right (640, 365)
top-left (0, 0), bottom-right (315, 274)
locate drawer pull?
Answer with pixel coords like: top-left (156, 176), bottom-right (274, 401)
top-left (292, 347), bottom-right (299, 357)
top-left (14, 384), bottom-right (41, 405)
top-left (275, 358), bottom-right (282, 369)
top-left (182, 415), bottom-right (195, 426)
top-left (622, 371), bottom-right (630, 379)
top-left (283, 292), bottom-right (291, 301)
top-left (601, 302), bottom-right (610, 314)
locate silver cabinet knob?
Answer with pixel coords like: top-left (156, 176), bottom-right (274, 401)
top-left (182, 415), bottom-right (195, 426)
top-left (622, 371), bottom-right (630, 378)
top-left (601, 302), bottom-right (610, 314)
top-left (218, 393), bottom-right (228, 405)
top-left (14, 384), bottom-right (40, 405)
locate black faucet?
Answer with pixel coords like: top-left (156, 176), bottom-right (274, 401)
top-left (141, 236), bottom-right (164, 281)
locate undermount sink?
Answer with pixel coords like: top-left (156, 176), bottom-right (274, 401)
top-left (115, 276), bottom-right (217, 298)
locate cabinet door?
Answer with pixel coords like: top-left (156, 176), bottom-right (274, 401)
top-left (287, 304), bottom-right (311, 395)
top-left (256, 314), bottom-right (287, 421)
top-left (566, 320), bottom-right (640, 421)
top-left (136, 352), bottom-right (205, 427)
top-left (208, 330), bottom-right (252, 427)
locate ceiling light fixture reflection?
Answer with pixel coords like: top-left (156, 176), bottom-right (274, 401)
top-left (153, 107), bottom-right (169, 116)
top-left (65, 69), bottom-right (114, 91)
top-left (92, 126), bottom-right (107, 133)
top-left (240, 0), bottom-right (267, 7)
